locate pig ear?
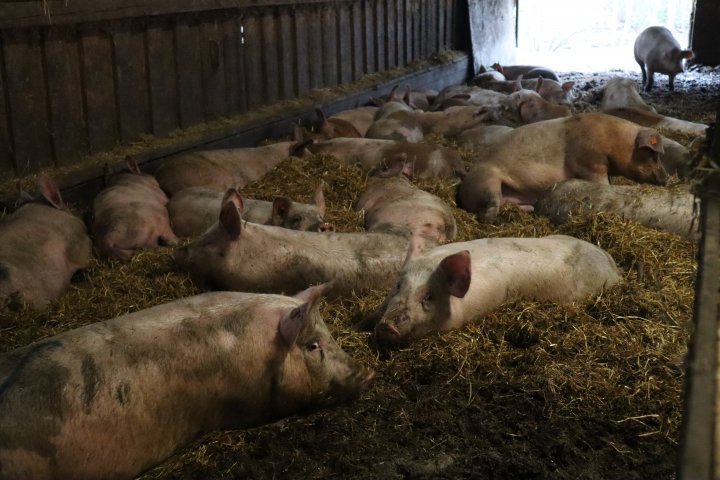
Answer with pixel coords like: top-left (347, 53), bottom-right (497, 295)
top-left (219, 200), bottom-right (242, 239)
top-left (272, 197), bottom-right (292, 221)
top-left (293, 282), bottom-right (327, 308)
top-left (561, 81), bottom-right (575, 92)
top-left (314, 181), bottom-right (326, 217)
top-left (290, 138), bottom-right (313, 157)
top-left (681, 50), bottom-right (694, 60)
top-left (438, 250), bottom-right (471, 298)
top-left (221, 188), bottom-right (244, 213)
top-left (37, 174), bottom-right (64, 209)
top-left (511, 79), bottom-right (522, 92)
top-left (280, 285), bottom-right (327, 347)
top-left (125, 157), bottom-right (141, 174)
top-left (636, 129), bottom-right (665, 154)
top-left (534, 76), bottom-right (543, 92)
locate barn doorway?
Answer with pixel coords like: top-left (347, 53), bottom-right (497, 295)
top-left (515, 0), bottom-right (696, 72)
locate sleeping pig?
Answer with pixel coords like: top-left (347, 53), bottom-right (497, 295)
top-left (0, 176), bottom-right (92, 308)
top-left (168, 183), bottom-right (328, 237)
top-left (456, 113), bottom-right (669, 222)
top-left (0, 284), bottom-right (373, 479)
top-left (91, 159), bottom-right (177, 260)
top-left (368, 234), bottom-right (621, 346)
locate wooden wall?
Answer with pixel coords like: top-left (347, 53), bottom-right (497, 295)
top-left (0, 0), bottom-right (465, 181)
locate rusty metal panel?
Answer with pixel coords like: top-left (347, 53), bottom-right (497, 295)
top-left (222, 14), bottom-right (243, 113)
top-left (146, 18), bottom-right (179, 137)
top-left (44, 26), bottom-right (86, 166)
top-left (307, 5), bottom-right (323, 88)
top-left (386, 0), bottom-right (396, 68)
top-left (350, 1), bottom-right (363, 80)
top-left (363, 0), bottom-right (375, 74)
top-left (338, 3), bottom-right (352, 85)
top-left (112, 21), bottom-right (151, 143)
top-left (395, 0), bottom-right (405, 67)
top-left (2, 27), bottom-right (53, 175)
top-left (374, 0), bottom-right (386, 71)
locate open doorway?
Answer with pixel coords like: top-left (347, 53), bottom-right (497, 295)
top-left (515, 0), bottom-right (696, 72)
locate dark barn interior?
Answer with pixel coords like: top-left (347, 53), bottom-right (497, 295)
top-left (0, 1), bottom-right (719, 479)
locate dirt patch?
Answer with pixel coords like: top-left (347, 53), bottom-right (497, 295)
top-left (1, 66), bottom-right (717, 480)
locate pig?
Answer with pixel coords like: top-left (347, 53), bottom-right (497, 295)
top-left (168, 183), bottom-right (328, 237)
top-left (535, 179), bottom-right (700, 241)
top-left (91, 159), bottom-right (177, 260)
top-left (154, 140), bottom-right (309, 196)
top-left (491, 63), bottom-right (561, 82)
top-left (355, 167), bottom-right (457, 243)
top-left (603, 107), bottom-right (707, 137)
top-left (430, 85), bottom-right (511, 111)
top-left (313, 108), bottom-right (363, 139)
top-left (599, 76), bottom-right (656, 112)
top-left (366, 104), bottom-right (424, 143)
top-left (368, 234), bottom-right (621, 346)
top-left (329, 106), bottom-right (379, 136)
top-left (507, 89), bottom-right (572, 123)
top-left (0, 284), bottom-right (374, 479)
top-left (457, 124), bottom-right (514, 151)
top-left (404, 87), bottom-right (438, 111)
top-left (634, 26), bottom-right (693, 91)
top-left (456, 113), bottom-right (668, 222)
top-left (0, 176), bottom-right (92, 309)
top-left (521, 77), bottom-right (575, 106)
top-left (306, 138), bottom-right (467, 179)
top-left (175, 191), bottom-right (436, 297)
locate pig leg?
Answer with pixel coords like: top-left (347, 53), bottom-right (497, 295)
top-left (637, 61), bottom-right (647, 88)
top-left (644, 68), bottom-right (656, 91)
top-left (667, 73), bottom-right (676, 92)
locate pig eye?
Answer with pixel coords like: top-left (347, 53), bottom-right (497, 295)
top-left (421, 293), bottom-right (433, 309)
top-left (307, 341), bottom-right (321, 352)
top-left (290, 215), bottom-right (302, 228)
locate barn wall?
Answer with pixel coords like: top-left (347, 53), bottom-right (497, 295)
top-left (691, 0), bottom-right (720, 66)
top-left (467, 0), bottom-right (516, 74)
top-left (0, 0), bottom-right (469, 182)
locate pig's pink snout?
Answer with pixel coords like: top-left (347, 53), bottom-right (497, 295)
top-left (318, 222), bottom-right (336, 233)
top-left (374, 322), bottom-right (404, 346)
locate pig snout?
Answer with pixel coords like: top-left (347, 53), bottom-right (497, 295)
top-left (375, 322), bottom-right (404, 346)
top-left (318, 222), bottom-right (336, 233)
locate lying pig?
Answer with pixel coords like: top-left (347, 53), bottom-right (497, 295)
top-left (355, 167), bottom-right (457, 243)
top-left (168, 183), bottom-right (328, 237)
top-left (369, 235), bottom-right (621, 346)
top-left (456, 113), bottom-right (668, 222)
top-left (457, 124), bottom-right (514, 151)
top-left (521, 77), bottom-right (575, 106)
top-left (91, 159), bottom-right (177, 260)
top-left (599, 76), bottom-right (656, 112)
top-left (329, 106), bottom-right (378, 136)
top-left (154, 140), bottom-right (308, 196)
top-left (0, 284), bottom-right (373, 479)
top-left (508, 89), bottom-right (572, 123)
top-left (175, 191), bottom-right (436, 296)
top-left (313, 108), bottom-right (363, 139)
top-left (535, 179), bottom-right (700, 240)
top-left (430, 85), bottom-right (510, 111)
top-left (634, 26), bottom-right (693, 91)
top-left (603, 107), bottom-right (707, 137)
top-left (491, 63), bottom-right (561, 82)
top-left (306, 138), bottom-right (467, 179)
top-left (0, 176), bottom-right (92, 309)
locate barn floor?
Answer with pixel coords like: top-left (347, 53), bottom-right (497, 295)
top-left (1, 66), bottom-right (718, 479)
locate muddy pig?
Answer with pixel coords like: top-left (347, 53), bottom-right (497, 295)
top-left (91, 159), bottom-right (177, 260)
top-left (306, 138), bottom-right (467, 179)
top-left (355, 166), bottom-right (456, 243)
top-left (168, 183), bottom-right (328, 237)
top-left (535, 179), bottom-right (700, 240)
top-left (154, 140), bottom-right (308, 196)
top-left (634, 26), bottom-right (693, 91)
top-left (175, 190), bottom-right (436, 297)
top-left (368, 235), bottom-right (621, 346)
top-left (456, 113), bottom-right (668, 222)
top-left (0, 176), bottom-right (92, 309)
top-left (0, 284), bottom-right (373, 479)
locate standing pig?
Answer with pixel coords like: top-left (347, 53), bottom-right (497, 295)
top-left (535, 179), bottom-right (700, 240)
top-left (355, 167), bottom-right (457, 243)
top-left (456, 113), bottom-right (668, 222)
top-left (368, 235), bottom-right (621, 346)
top-left (154, 140), bottom-right (308, 196)
top-left (306, 138), bottom-right (467, 179)
top-left (175, 191), bottom-right (435, 296)
top-left (0, 176), bottom-right (92, 308)
top-left (91, 159), bottom-right (177, 260)
top-left (168, 183), bottom-right (328, 237)
top-left (634, 26), bottom-right (693, 91)
top-left (0, 285), bottom-right (373, 479)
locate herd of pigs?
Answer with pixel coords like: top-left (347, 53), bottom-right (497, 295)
top-left (0, 25), bottom-right (708, 479)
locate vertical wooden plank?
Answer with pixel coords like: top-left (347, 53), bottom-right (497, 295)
top-left (375, 0), bottom-right (386, 71)
top-left (0, 40), bottom-right (16, 179)
top-left (243, 11), bottom-right (264, 108)
top-left (396, 0), bottom-right (405, 67)
top-left (112, 21), bottom-right (150, 144)
top-left (412, 0), bottom-right (421, 61)
top-left (386, 0), bottom-right (397, 68)
top-left (321, 4), bottom-right (338, 88)
top-left (294, 7), bottom-right (310, 96)
top-left (428, 0), bottom-right (437, 54)
top-left (307, 6), bottom-right (323, 89)
top-left (279, 9), bottom-right (296, 100)
top-left (222, 14), bottom-right (241, 113)
top-left (261, 8), bottom-right (280, 103)
top-left (200, 16), bottom-right (227, 120)
top-left (404, 0), bottom-right (414, 63)
top-left (80, 26), bottom-right (118, 152)
top-left (446, 0), bottom-right (455, 49)
top-left (363, 0), bottom-right (376, 74)
top-left (338, 3), bottom-right (352, 85)
top-left (3, 28), bottom-right (53, 175)
top-left (175, 17), bottom-right (204, 128)
top-left (44, 26), bottom-right (86, 166)
top-left (351, 1), bottom-right (364, 80)
top-left (420, 0), bottom-right (428, 58)
top-left (437, 0), bottom-right (446, 50)
top-left (146, 18), bottom-right (179, 137)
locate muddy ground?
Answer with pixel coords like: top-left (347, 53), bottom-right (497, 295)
top-left (1, 65), bottom-right (718, 480)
